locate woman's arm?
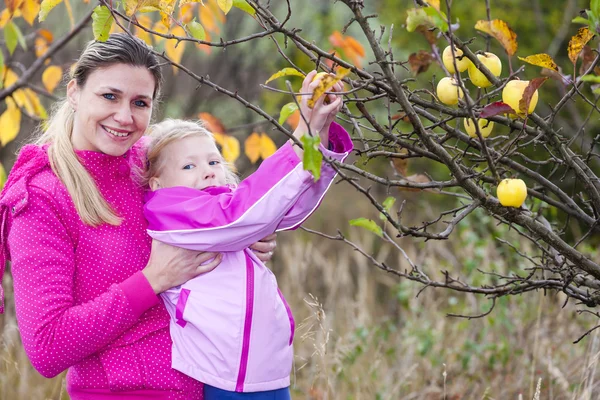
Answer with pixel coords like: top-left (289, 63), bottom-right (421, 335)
top-left (9, 185), bottom-right (159, 378)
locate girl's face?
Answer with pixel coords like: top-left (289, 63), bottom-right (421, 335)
top-left (149, 135), bottom-right (228, 191)
top-left (67, 63), bottom-right (155, 156)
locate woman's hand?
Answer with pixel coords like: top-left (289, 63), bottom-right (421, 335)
top-left (249, 233), bottom-right (277, 263)
top-left (142, 239), bottom-right (223, 294)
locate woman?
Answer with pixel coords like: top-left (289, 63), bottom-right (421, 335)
top-left (0, 34), bottom-right (294, 399)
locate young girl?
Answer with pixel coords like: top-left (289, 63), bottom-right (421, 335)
top-left (142, 73), bottom-right (352, 399)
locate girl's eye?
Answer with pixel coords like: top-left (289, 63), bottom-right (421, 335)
top-left (209, 160), bottom-right (220, 166)
top-left (134, 100), bottom-right (149, 108)
top-left (102, 93), bottom-right (116, 100)
top-left (183, 164), bottom-right (195, 170)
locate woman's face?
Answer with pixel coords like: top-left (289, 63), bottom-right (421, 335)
top-left (67, 63), bottom-right (155, 156)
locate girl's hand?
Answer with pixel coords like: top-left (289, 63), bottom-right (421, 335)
top-left (249, 233), bottom-right (277, 263)
top-left (143, 239), bottom-right (223, 294)
top-left (293, 71), bottom-right (343, 147)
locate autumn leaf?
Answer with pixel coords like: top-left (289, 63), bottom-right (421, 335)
top-left (518, 77), bottom-right (547, 115)
top-left (391, 148), bottom-right (409, 177)
top-left (20, 0), bottom-right (41, 25)
top-left (279, 102), bottom-right (298, 126)
top-left (569, 27), bottom-right (595, 65)
top-left (259, 133), bottom-right (276, 159)
top-left (349, 218), bottom-right (383, 237)
top-left (217, 0), bottom-right (232, 14)
top-left (92, 6), bottom-right (113, 42)
top-left (479, 101), bottom-right (516, 118)
top-left (135, 15), bottom-right (154, 45)
top-left (198, 112), bottom-right (226, 133)
top-left (308, 67), bottom-right (350, 109)
top-left (416, 25), bottom-right (436, 45)
top-left (244, 132), bottom-right (261, 163)
top-left (38, 28), bottom-right (53, 42)
top-left (123, 0), bottom-right (159, 16)
top-left (475, 19), bottom-right (518, 56)
top-left (178, 2), bottom-right (194, 23)
top-left (265, 68), bottom-right (305, 84)
top-left (151, 20), bottom-right (168, 45)
top-left (6, 0), bottom-right (24, 14)
top-left (0, 9), bottom-right (13, 28)
top-left (213, 132), bottom-right (240, 163)
top-left (0, 98), bottom-right (22, 146)
top-left (301, 134), bottom-right (322, 181)
top-left (199, 1), bottom-right (220, 34)
top-left (42, 65), bottom-right (62, 93)
top-left (24, 88), bottom-right (47, 119)
top-left (38, 0), bottom-right (62, 21)
top-left (329, 31), bottom-right (365, 67)
top-left (518, 53), bottom-right (558, 72)
top-left (408, 50), bottom-right (434, 75)
top-left (165, 26), bottom-right (186, 73)
top-left (426, 0), bottom-right (440, 11)
top-left (0, 53), bottom-right (4, 89)
top-left (579, 45), bottom-right (600, 75)
top-left (401, 174), bottom-right (432, 192)
top-left (286, 109), bottom-right (300, 130)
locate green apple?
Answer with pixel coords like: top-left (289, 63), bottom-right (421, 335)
top-left (442, 46), bottom-right (470, 74)
top-left (502, 80), bottom-right (539, 117)
top-left (436, 77), bottom-right (464, 106)
top-left (464, 118), bottom-right (494, 138)
top-left (467, 52), bottom-right (502, 88)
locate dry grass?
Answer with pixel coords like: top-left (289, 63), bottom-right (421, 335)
top-left (1, 185), bottom-right (600, 399)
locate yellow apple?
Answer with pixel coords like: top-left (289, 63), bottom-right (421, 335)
top-left (467, 52), bottom-right (502, 88)
top-left (436, 77), bottom-right (464, 106)
top-left (502, 80), bottom-right (539, 118)
top-left (497, 178), bottom-right (527, 208)
top-left (463, 118), bottom-right (494, 138)
top-left (442, 46), bottom-right (470, 74)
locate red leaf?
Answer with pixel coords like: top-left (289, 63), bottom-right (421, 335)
top-left (518, 77), bottom-right (547, 115)
top-left (408, 50), bottom-right (434, 75)
top-left (479, 101), bottom-right (515, 118)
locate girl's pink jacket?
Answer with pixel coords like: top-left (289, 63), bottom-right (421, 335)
top-left (0, 122), bottom-right (351, 399)
top-left (144, 127), bottom-right (353, 393)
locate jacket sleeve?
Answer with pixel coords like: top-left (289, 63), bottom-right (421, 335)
top-left (277, 121), bottom-right (354, 231)
top-left (8, 185), bottom-right (159, 378)
top-left (145, 143), bottom-right (315, 252)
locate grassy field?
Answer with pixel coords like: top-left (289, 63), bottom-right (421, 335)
top-left (1, 183), bottom-right (599, 399)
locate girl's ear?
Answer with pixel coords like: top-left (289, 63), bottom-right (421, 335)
top-left (149, 176), bottom-right (161, 191)
top-left (66, 79), bottom-right (79, 111)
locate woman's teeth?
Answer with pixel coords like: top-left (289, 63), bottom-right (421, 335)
top-left (105, 127), bottom-right (129, 137)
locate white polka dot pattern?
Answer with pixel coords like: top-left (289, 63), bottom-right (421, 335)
top-left (3, 143), bottom-right (204, 399)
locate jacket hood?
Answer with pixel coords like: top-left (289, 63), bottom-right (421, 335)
top-left (0, 144), bottom-right (51, 313)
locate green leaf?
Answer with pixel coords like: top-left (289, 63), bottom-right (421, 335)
top-left (233, 0), bottom-right (255, 16)
top-left (592, 0), bottom-right (600, 18)
top-left (301, 135), bottom-right (322, 181)
top-left (13, 23), bottom-right (27, 51)
top-left (379, 196), bottom-right (396, 221)
top-left (265, 68), bottom-right (306, 84)
top-left (39, 0), bottom-right (63, 22)
top-left (423, 6), bottom-right (448, 32)
top-left (4, 21), bottom-right (18, 55)
top-left (572, 16), bottom-right (591, 25)
top-left (580, 75), bottom-right (600, 83)
top-left (0, 51), bottom-right (4, 89)
top-left (349, 218), bottom-right (383, 237)
top-left (92, 6), bottom-right (114, 42)
top-left (278, 102), bottom-right (298, 125)
top-left (187, 19), bottom-right (206, 41)
top-left (406, 8), bottom-right (429, 32)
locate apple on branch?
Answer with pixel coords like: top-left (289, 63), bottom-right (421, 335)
top-left (468, 52), bottom-right (502, 88)
top-left (436, 77), bottom-right (464, 106)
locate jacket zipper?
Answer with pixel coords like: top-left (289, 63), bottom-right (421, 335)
top-left (277, 288), bottom-right (295, 345)
top-left (236, 252), bottom-right (255, 392)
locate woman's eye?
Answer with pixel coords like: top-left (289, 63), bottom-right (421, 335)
top-left (183, 164), bottom-right (195, 170)
top-left (102, 93), bottom-right (116, 100)
top-left (209, 160), bottom-right (220, 166)
top-left (134, 100), bottom-right (148, 108)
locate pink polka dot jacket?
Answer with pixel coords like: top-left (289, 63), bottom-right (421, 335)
top-left (0, 140), bottom-right (204, 399)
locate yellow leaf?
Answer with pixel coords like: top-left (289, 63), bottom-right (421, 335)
top-left (6, 0), bottom-right (24, 14)
top-left (244, 132), bottom-right (261, 163)
top-left (217, 0), bottom-right (232, 14)
top-left (517, 54), bottom-right (558, 72)
top-left (0, 98), bottom-right (22, 146)
top-left (2, 68), bottom-right (18, 88)
top-left (426, 0), bottom-right (440, 11)
top-left (0, 9), bottom-right (12, 28)
top-left (135, 15), bottom-right (153, 45)
top-left (42, 65), bottom-right (62, 93)
top-left (165, 26), bottom-right (186, 73)
top-left (35, 36), bottom-right (49, 58)
top-left (198, 112), bottom-right (226, 133)
top-left (208, 0), bottom-right (225, 24)
top-left (568, 27), bottom-right (595, 65)
top-left (38, 0), bottom-right (62, 22)
top-left (152, 20), bottom-right (168, 45)
top-left (259, 133), bottom-right (276, 159)
top-left (0, 163), bottom-right (7, 190)
top-left (124, 0), bottom-right (159, 16)
top-left (213, 132), bottom-right (240, 163)
top-left (475, 19), bottom-right (518, 56)
top-left (178, 3), bottom-right (194, 23)
top-left (199, 2), bottom-right (219, 34)
top-left (265, 68), bottom-right (305, 84)
top-left (24, 88), bottom-right (47, 119)
top-left (38, 28), bottom-right (53, 42)
top-left (20, 0), bottom-right (41, 25)
top-left (308, 67), bottom-right (351, 109)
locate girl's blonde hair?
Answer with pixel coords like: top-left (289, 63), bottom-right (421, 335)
top-left (143, 118), bottom-right (239, 188)
top-left (33, 33), bottom-right (163, 227)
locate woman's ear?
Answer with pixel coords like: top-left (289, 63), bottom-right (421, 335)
top-left (149, 177), bottom-right (161, 191)
top-left (66, 79), bottom-right (79, 111)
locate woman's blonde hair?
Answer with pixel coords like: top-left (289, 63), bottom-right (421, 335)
top-left (34, 33), bottom-right (163, 226)
top-left (143, 118), bottom-right (239, 188)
